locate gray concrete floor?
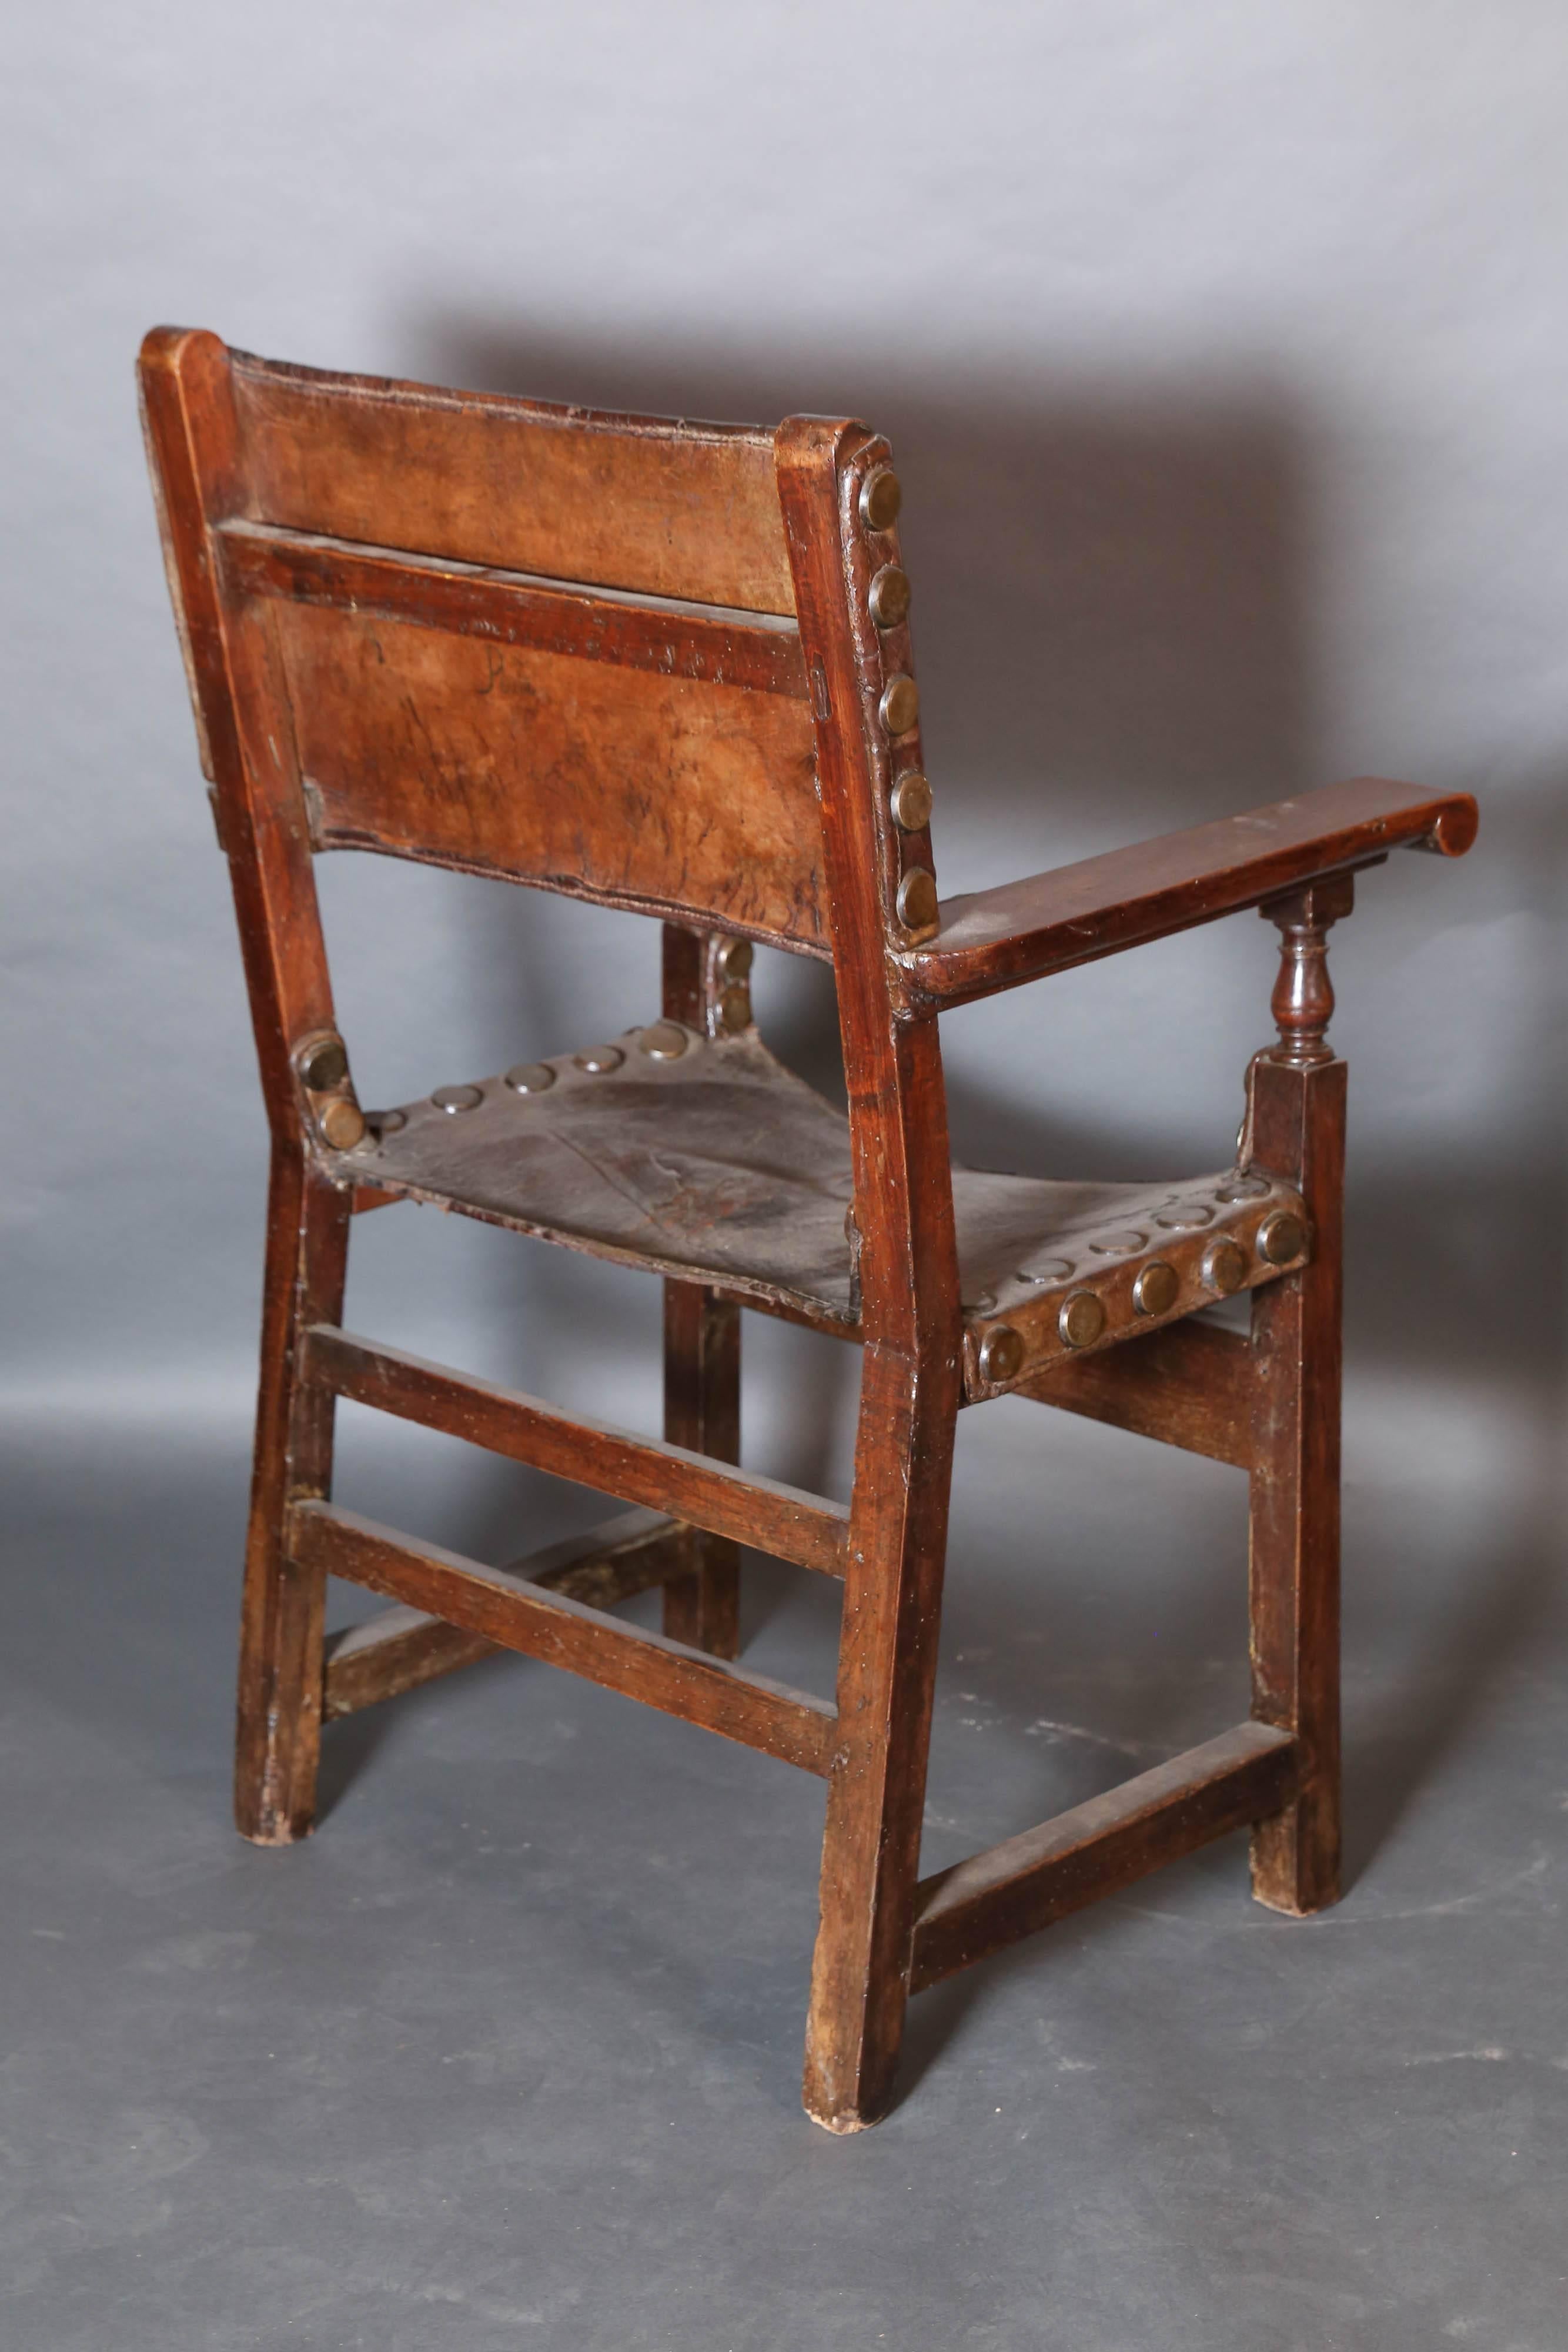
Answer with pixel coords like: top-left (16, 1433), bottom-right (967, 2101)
top-left (4, 1368), bottom-right (1564, 2351)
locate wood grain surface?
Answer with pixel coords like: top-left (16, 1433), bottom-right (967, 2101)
top-left (901, 776), bottom-right (1479, 1008)
top-left (292, 1502), bottom-right (839, 1776)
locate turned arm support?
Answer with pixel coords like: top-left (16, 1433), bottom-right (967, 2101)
top-left (894, 776), bottom-right (1477, 1012)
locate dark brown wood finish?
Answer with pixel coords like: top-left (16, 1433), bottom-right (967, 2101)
top-left (142, 328), bottom-right (350, 1845)
top-left (1021, 1315), bottom-right (1255, 1469)
top-left (910, 1722), bottom-right (1299, 1992)
top-left (219, 522), bottom-right (808, 699)
top-left (899, 777), bottom-right (1477, 1011)
top-left (292, 1504), bottom-right (838, 1776)
top-left (322, 1508), bottom-right (687, 1718)
top-left (323, 1609), bottom-right (495, 1720)
top-left (233, 1153), bottom-right (349, 1841)
top-left (660, 924), bottom-right (744, 1656)
top-left (139, 330), bottom-right (339, 1137)
top-left (1246, 886), bottom-right (1350, 1912)
top-left (303, 1325), bottom-right (849, 1578)
top-left (507, 1508), bottom-right (691, 1610)
top-left (660, 1286), bottom-right (743, 1651)
top-left (139, 327), bottom-right (1477, 2129)
top-left (777, 420), bottom-right (963, 2133)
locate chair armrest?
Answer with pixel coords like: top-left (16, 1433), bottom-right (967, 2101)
top-left (895, 776), bottom-right (1477, 1011)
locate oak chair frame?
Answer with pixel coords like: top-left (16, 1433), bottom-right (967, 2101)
top-left (139, 328), bottom-right (1477, 2130)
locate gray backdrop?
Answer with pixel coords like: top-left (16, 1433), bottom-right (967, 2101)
top-left (4, 6), bottom-right (1564, 2347)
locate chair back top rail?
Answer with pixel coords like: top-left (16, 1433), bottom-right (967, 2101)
top-left (228, 345), bottom-right (800, 614)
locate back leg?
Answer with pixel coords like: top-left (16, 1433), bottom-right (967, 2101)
top-left (235, 1147), bottom-right (350, 1845)
top-left (658, 920), bottom-right (748, 1658)
top-left (803, 1346), bottom-right (959, 2130)
top-left (661, 1282), bottom-right (741, 1657)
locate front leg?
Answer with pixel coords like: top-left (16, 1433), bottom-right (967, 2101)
top-left (1246, 880), bottom-right (1349, 1913)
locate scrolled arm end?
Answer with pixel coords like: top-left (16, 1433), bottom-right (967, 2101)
top-left (1407, 799), bottom-right (1480, 858)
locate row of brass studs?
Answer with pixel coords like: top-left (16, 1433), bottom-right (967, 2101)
top-left (344, 1021), bottom-right (713, 1148)
top-left (961, 1175), bottom-right (1286, 1307)
top-left (297, 1033), bottom-right (367, 1151)
top-left (426, 1024), bottom-right (699, 1111)
top-left (710, 934), bottom-right (753, 1035)
top-left (868, 565), bottom-right (910, 630)
top-left (878, 676), bottom-right (919, 735)
top-left (355, 1021), bottom-right (710, 1139)
top-left (860, 467), bottom-right (902, 533)
top-left (858, 464), bottom-right (939, 937)
top-left (890, 772), bottom-right (932, 832)
top-left (975, 1208), bottom-right (1308, 1388)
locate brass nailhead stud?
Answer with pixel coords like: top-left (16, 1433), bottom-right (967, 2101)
top-left (897, 868), bottom-right (938, 930)
top-left (718, 985), bottom-right (751, 1034)
top-left (879, 675), bottom-right (920, 736)
top-left (860, 467), bottom-right (902, 532)
top-left (573, 1045), bottom-right (624, 1074)
top-left (638, 1022), bottom-right (688, 1060)
top-left (1156, 1204), bottom-right (1213, 1230)
top-left (1017, 1256), bottom-right (1075, 1285)
top-left (320, 1098), bottom-right (367, 1150)
top-left (868, 565), bottom-right (911, 630)
top-left (1257, 1210), bottom-right (1306, 1265)
top-left (370, 1108), bottom-right (406, 1137)
top-left (1215, 1172), bottom-right (1270, 1202)
top-left (890, 772), bottom-right (933, 832)
top-left (504, 1061), bottom-right (556, 1094)
top-left (1134, 1261), bottom-right (1180, 1317)
top-left (432, 1084), bottom-right (483, 1113)
top-left (1059, 1291), bottom-right (1106, 1349)
top-left (1203, 1238), bottom-right (1248, 1295)
top-left (298, 1038), bottom-right (347, 1092)
top-left (979, 1324), bottom-right (1024, 1385)
top-left (1090, 1231), bottom-right (1146, 1257)
top-left (964, 1290), bottom-right (998, 1315)
top-left (716, 936), bottom-right (754, 983)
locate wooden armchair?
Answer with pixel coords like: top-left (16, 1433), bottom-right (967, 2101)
top-left (139, 329), bottom-right (1477, 2131)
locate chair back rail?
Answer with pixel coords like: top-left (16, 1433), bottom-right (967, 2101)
top-left (233, 530), bottom-right (826, 947)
